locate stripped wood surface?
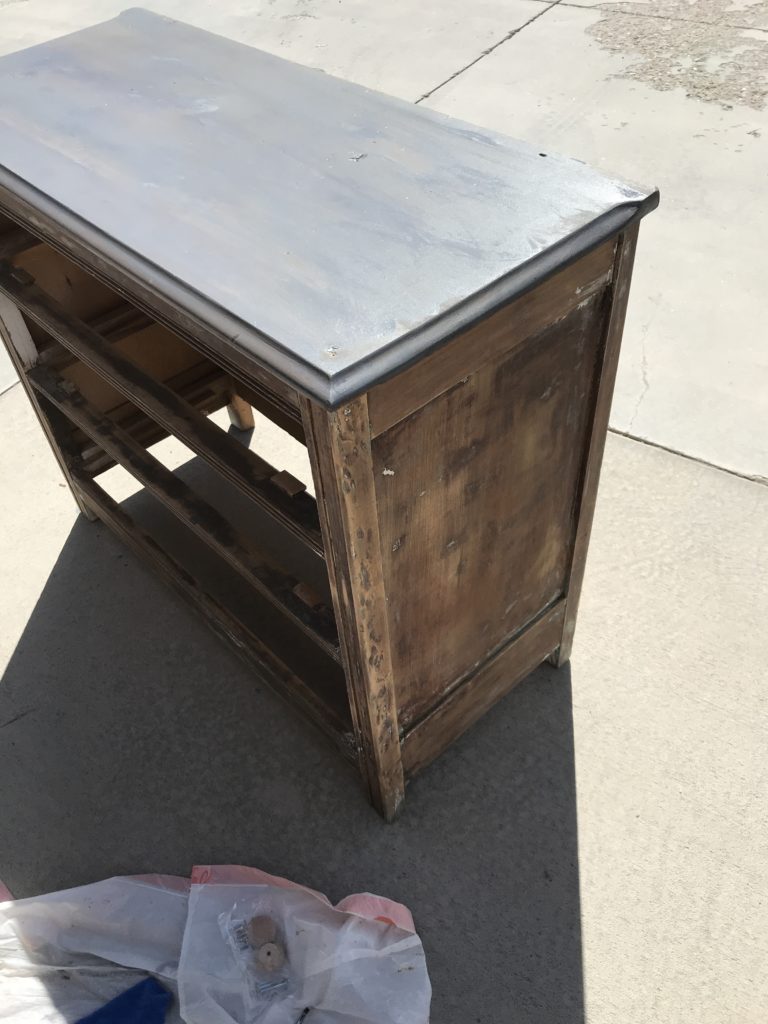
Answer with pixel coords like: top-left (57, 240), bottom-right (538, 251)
top-left (401, 601), bottom-right (565, 777)
top-left (372, 291), bottom-right (608, 728)
top-left (367, 239), bottom-right (614, 437)
top-left (302, 395), bottom-right (405, 820)
top-left (227, 393), bottom-right (255, 431)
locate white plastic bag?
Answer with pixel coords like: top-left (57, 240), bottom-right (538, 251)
top-left (0, 869), bottom-right (430, 1024)
top-left (0, 876), bottom-right (187, 1023)
top-left (179, 884), bottom-right (431, 1024)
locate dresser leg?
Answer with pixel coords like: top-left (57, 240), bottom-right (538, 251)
top-left (227, 393), bottom-right (255, 431)
top-left (302, 395), bottom-right (405, 821)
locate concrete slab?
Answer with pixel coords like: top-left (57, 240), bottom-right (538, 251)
top-left (424, 2), bottom-right (768, 479)
top-left (1, 375), bottom-right (767, 1022)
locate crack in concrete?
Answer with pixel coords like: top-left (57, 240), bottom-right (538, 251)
top-left (626, 331), bottom-right (651, 428)
top-left (587, 0), bottom-right (768, 109)
top-left (0, 707), bottom-right (36, 728)
top-left (415, 0), bottom-right (563, 103)
top-left (609, 428), bottom-right (768, 486)
top-left (628, 324), bottom-right (651, 431)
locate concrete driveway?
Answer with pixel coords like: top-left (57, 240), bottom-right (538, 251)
top-left (0, 3), bottom-right (766, 1023)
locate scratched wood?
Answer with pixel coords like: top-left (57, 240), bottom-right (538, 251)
top-left (401, 601), bottom-right (566, 777)
top-left (302, 395), bottom-right (405, 820)
top-left (372, 290), bottom-right (609, 729)
top-left (0, 10), bottom-right (657, 405)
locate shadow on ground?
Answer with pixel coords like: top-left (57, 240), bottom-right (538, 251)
top-left (0, 501), bottom-right (584, 1023)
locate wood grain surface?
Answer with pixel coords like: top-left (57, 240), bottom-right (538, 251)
top-left (372, 291), bottom-right (608, 728)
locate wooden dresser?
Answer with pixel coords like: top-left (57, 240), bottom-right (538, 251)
top-left (0, 9), bottom-right (658, 818)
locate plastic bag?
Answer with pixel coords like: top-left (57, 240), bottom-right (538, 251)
top-left (0, 868), bottom-right (430, 1024)
top-left (178, 883), bottom-right (430, 1024)
top-left (0, 876), bottom-right (188, 1023)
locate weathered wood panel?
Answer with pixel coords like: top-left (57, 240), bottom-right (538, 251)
top-left (372, 291), bottom-right (609, 728)
top-left (401, 601), bottom-right (565, 777)
top-left (368, 239), bottom-right (614, 436)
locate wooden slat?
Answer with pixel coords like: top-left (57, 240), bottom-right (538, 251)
top-left (79, 365), bottom-right (231, 473)
top-left (0, 262), bottom-right (323, 554)
top-left (401, 601), bottom-right (565, 777)
top-left (89, 303), bottom-right (153, 342)
top-left (302, 395), bottom-right (405, 821)
top-left (30, 365), bottom-right (340, 660)
top-left (38, 304), bottom-right (154, 371)
top-left (68, 467), bottom-right (355, 760)
top-left (0, 225), bottom-right (40, 261)
top-left (367, 239), bottom-right (615, 437)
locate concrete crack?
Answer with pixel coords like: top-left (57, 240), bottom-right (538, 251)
top-left (415, 1), bottom-right (563, 104)
top-left (609, 428), bottom-right (768, 487)
top-left (0, 707), bottom-right (36, 728)
top-left (628, 327), bottom-right (651, 431)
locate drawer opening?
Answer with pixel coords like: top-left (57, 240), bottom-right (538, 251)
top-left (70, 465), bottom-right (354, 756)
top-left (0, 232), bottom-right (323, 554)
top-left (0, 214), bottom-right (306, 442)
top-left (0, 214), bottom-right (357, 754)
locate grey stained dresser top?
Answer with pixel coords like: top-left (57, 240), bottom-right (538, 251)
top-left (0, 8), bottom-right (658, 406)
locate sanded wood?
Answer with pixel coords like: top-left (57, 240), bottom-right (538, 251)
top-left (372, 291), bottom-right (609, 729)
top-left (231, 376), bottom-right (305, 443)
top-left (368, 239), bottom-right (615, 436)
top-left (0, 263), bottom-right (325, 555)
top-left (551, 225), bottom-right (639, 666)
top-left (302, 395), bottom-right (405, 820)
top-left (30, 366), bottom-right (340, 659)
top-left (401, 601), bottom-right (565, 777)
top-left (69, 467), bottom-right (355, 759)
